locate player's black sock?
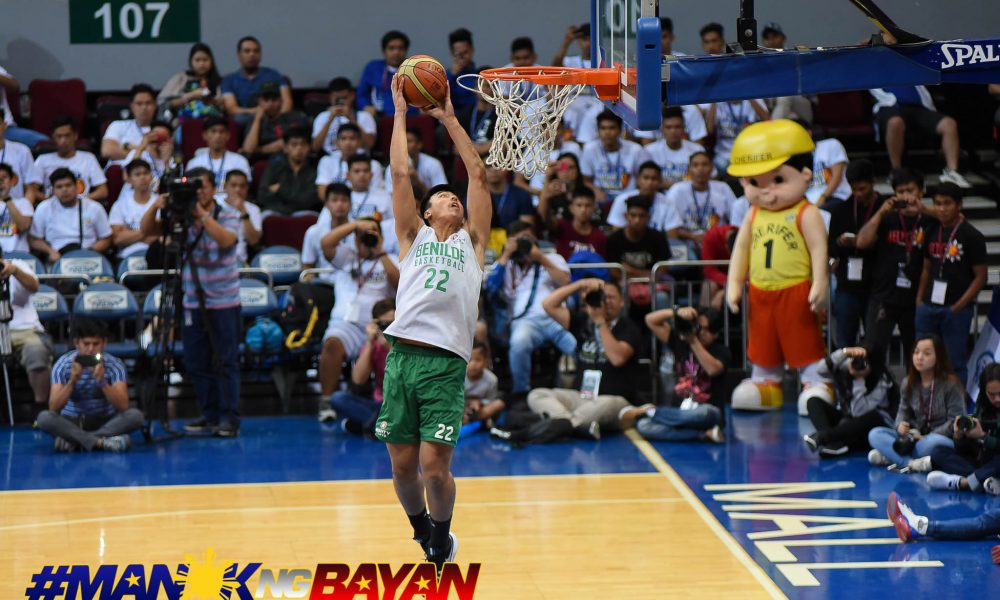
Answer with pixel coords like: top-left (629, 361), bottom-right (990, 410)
top-left (408, 509), bottom-right (432, 544)
top-left (428, 517), bottom-right (452, 551)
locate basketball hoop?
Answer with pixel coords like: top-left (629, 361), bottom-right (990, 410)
top-left (457, 66), bottom-right (620, 178)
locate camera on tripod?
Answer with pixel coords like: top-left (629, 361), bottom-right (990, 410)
top-left (158, 173), bottom-right (203, 226)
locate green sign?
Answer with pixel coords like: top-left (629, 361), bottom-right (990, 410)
top-left (70, 0), bottom-right (200, 44)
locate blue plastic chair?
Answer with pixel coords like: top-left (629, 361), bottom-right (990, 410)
top-left (32, 284), bottom-right (71, 356)
top-left (250, 245), bottom-right (302, 286)
top-left (51, 249), bottom-right (114, 280)
top-left (239, 278), bottom-right (279, 318)
top-left (5, 251), bottom-right (44, 276)
top-left (72, 282), bottom-right (141, 359)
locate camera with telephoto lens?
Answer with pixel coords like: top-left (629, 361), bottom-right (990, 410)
top-left (956, 415), bottom-right (976, 432)
top-left (360, 231), bottom-right (380, 248)
top-left (584, 289), bottom-right (604, 308)
top-left (893, 431), bottom-right (917, 455)
top-left (674, 311), bottom-right (700, 337)
top-left (512, 236), bottom-right (534, 261)
top-left (850, 355), bottom-right (868, 371)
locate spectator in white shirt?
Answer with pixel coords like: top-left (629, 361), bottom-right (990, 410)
top-left (705, 99), bottom-right (769, 173)
top-left (119, 121), bottom-right (179, 198)
top-left (311, 77), bottom-right (377, 155)
top-left (0, 163), bottom-right (32, 253)
top-left (185, 115), bottom-right (251, 189)
top-left (608, 161), bottom-right (681, 235)
top-left (29, 168), bottom-right (112, 264)
top-left (109, 159), bottom-right (160, 259)
top-left (35, 116), bottom-right (107, 203)
top-left (798, 120), bottom-right (851, 208)
top-left (100, 84), bottom-right (158, 167)
top-left (668, 151), bottom-right (737, 254)
top-left (219, 170), bottom-right (262, 264)
top-left (316, 123), bottom-right (384, 200)
top-left (4, 256), bottom-right (52, 407)
top-left (348, 155), bottom-right (393, 221)
top-left (580, 110), bottom-right (644, 204)
top-left (0, 109), bottom-right (43, 203)
top-left (640, 106), bottom-right (706, 189)
top-left (302, 183), bottom-right (352, 285)
top-left (383, 128), bottom-right (447, 197)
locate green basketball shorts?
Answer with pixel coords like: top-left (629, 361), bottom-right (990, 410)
top-left (375, 337), bottom-right (466, 447)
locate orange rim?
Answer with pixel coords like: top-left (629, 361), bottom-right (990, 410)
top-left (476, 66), bottom-right (621, 100)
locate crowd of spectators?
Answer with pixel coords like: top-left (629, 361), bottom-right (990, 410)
top-left (0, 20), bottom-right (994, 479)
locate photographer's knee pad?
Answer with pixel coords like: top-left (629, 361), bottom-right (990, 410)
top-left (732, 379), bottom-right (783, 411)
top-left (797, 383), bottom-right (833, 417)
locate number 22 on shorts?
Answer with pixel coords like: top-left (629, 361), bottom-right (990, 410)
top-left (423, 267), bottom-right (450, 292)
top-left (435, 423), bottom-right (455, 441)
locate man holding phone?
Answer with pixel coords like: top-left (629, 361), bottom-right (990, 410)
top-left (856, 167), bottom-right (936, 360)
top-left (36, 317), bottom-right (140, 452)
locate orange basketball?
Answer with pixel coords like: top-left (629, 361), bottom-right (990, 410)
top-left (398, 55), bottom-right (448, 109)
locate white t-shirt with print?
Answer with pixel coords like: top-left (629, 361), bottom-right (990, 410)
top-left (807, 138), bottom-right (851, 203)
top-left (384, 153), bottom-right (447, 193)
top-left (30, 197), bottom-right (112, 251)
top-left (712, 100), bottom-right (762, 162)
top-left (103, 119), bottom-right (151, 168)
top-left (667, 180), bottom-right (737, 231)
top-left (579, 139), bottom-right (644, 199)
top-left (311, 110), bottom-right (378, 155)
top-left (627, 105), bottom-right (708, 144)
top-left (316, 152), bottom-right (384, 190)
top-left (607, 189), bottom-right (682, 232)
top-left (639, 139), bottom-right (705, 185)
top-left (729, 195), bottom-right (750, 227)
top-left (186, 150), bottom-right (252, 188)
top-left (0, 197), bottom-right (33, 253)
top-left (0, 140), bottom-right (42, 197)
top-left (119, 148), bottom-right (179, 199)
top-left (108, 190), bottom-right (157, 258)
top-left (349, 189), bottom-right (393, 221)
top-left (35, 151), bottom-right (107, 196)
top-left (328, 243), bottom-right (399, 324)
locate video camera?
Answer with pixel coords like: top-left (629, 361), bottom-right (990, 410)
top-left (158, 172), bottom-right (203, 227)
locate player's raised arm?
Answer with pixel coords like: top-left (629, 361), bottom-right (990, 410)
top-left (424, 84), bottom-right (491, 263)
top-left (389, 75), bottom-right (423, 253)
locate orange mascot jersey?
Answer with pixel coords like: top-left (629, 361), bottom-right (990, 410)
top-left (747, 199), bottom-right (826, 369)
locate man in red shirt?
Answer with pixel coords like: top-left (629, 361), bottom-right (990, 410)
top-left (700, 224), bottom-right (738, 309)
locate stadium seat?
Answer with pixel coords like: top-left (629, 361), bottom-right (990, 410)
top-left (32, 283), bottom-right (71, 356)
top-left (95, 95), bottom-right (131, 131)
top-left (72, 282), bottom-right (141, 359)
top-left (105, 164), bottom-right (125, 204)
top-left (179, 117), bottom-right (241, 160)
top-left (239, 278), bottom-right (279, 318)
top-left (251, 245), bottom-right (303, 286)
top-left (377, 114), bottom-right (437, 158)
top-left (250, 159), bottom-right (268, 198)
top-left (51, 250), bottom-right (114, 281)
top-left (260, 214), bottom-right (316, 250)
top-left (4, 251), bottom-right (44, 276)
top-left (28, 79), bottom-right (86, 137)
top-left (303, 92), bottom-right (329, 118)
top-left (812, 91), bottom-right (874, 142)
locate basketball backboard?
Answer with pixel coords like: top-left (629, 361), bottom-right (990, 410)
top-left (591, 0), bottom-right (662, 131)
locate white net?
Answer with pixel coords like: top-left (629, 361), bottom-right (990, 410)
top-left (458, 72), bottom-right (586, 178)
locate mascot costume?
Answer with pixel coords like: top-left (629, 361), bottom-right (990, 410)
top-left (726, 119), bottom-right (833, 413)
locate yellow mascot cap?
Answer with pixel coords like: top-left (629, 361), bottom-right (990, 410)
top-left (727, 119), bottom-right (816, 177)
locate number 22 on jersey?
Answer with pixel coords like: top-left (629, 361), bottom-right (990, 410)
top-left (423, 267), bottom-right (450, 293)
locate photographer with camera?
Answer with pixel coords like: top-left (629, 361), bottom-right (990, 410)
top-left (867, 334), bottom-right (966, 472)
top-left (803, 345), bottom-right (897, 457)
top-left (141, 167), bottom-right (242, 437)
top-left (923, 363), bottom-right (1000, 494)
top-left (317, 215), bottom-right (399, 400)
top-left (37, 317), bottom-right (140, 452)
top-left (485, 220), bottom-right (573, 401)
top-left (856, 166), bottom-right (934, 361)
top-left (519, 278), bottom-right (642, 440)
top-left (618, 305), bottom-right (730, 442)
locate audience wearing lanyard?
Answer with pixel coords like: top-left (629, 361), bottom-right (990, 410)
top-left (352, 192), bottom-right (371, 219)
top-left (896, 212), bottom-right (922, 289)
top-left (494, 186), bottom-right (511, 224)
top-left (601, 145), bottom-right (625, 190)
top-left (691, 186), bottom-right (712, 230)
top-left (209, 153), bottom-right (226, 188)
top-left (470, 106), bottom-right (492, 141)
top-left (721, 102), bottom-right (746, 136)
top-left (929, 215), bottom-right (963, 305)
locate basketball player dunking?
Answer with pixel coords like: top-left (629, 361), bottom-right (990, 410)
top-left (374, 74), bottom-right (491, 571)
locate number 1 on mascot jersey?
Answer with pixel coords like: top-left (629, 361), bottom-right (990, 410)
top-left (725, 120), bottom-right (834, 414)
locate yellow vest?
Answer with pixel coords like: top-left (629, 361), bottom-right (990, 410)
top-left (749, 200), bottom-right (812, 290)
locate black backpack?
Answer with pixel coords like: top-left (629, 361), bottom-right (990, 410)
top-left (281, 282), bottom-right (335, 349)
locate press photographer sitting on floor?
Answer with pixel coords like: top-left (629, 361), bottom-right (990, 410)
top-left (140, 167), bottom-right (242, 437)
top-left (619, 305), bottom-right (730, 442)
top-left (37, 317), bottom-right (140, 452)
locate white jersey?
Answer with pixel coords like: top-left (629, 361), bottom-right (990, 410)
top-left (385, 226), bottom-right (482, 362)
